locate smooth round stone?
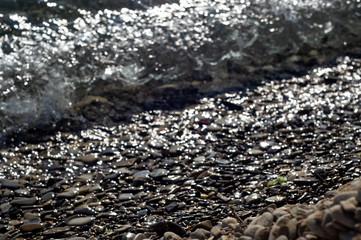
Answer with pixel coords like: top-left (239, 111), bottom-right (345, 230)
top-left (250, 212), bottom-right (274, 227)
top-left (14, 189), bottom-right (30, 197)
top-left (190, 228), bottom-right (212, 240)
top-left (23, 217), bottom-right (41, 224)
top-left (134, 233), bottom-right (147, 240)
top-left (207, 124), bottom-right (222, 132)
top-left (24, 212), bottom-right (40, 219)
top-left (221, 217), bottom-right (238, 229)
top-left (150, 169), bottom-right (169, 178)
top-left (43, 226), bottom-right (70, 236)
top-left (133, 170), bottom-right (151, 183)
top-left (193, 156), bottom-right (206, 163)
top-left (191, 220), bottom-right (213, 231)
top-left (1, 179), bottom-right (21, 189)
top-left (333, 191), bottom-right (357, 204)
top-left (245, 193), bottom-right (261, 205)
top-left (122, 232), bottom-right (136, 240)
top-left (259, 141), bottom-right (277, 150)
top-left (89, 184), bottom-right (102, 192)
top-left (10, 197), bottom-right (37, 205)
top-left (57, 188), bottom-right (79, 199)
top-left (114, 225), bottom-right (131, 233)
top-left (74, 207), bottom-right (97, 215)
top-left (74, 174), bottom-right (94, 182)
top-left (20, 223), bottom-right (43, 232)
top-left (210, 226), bottom-right (221, 238)
top-left (66, 216), bottom-right (94, 226)
top-left (78, 154), bottom-right (98, 164)
top-left (244, 225), bottom-right (266, 238)
top-left (265, 196), bottom-right (286, 204)
top-left (164, 231), bottom-right (183, 240)
top-left (114, 158), bottom-right (137, 167)
top-left (41, 192), bottom-right (55, 202)
top-left (152, 221), bottom-right (186, 237)
top-left (119, 193), bottom-right (134, 201)
top-left (0, 202), bottom-right (11, 214)
top-left (165, 202), bottom-right (179, 212)
top-left (246, 148), bottom-right (264, 156)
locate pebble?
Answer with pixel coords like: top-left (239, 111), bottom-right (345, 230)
top-left (164, 232), bottom-right (183, 240)
top-left (10, 197), bottom-right (37, 205)
top-left (221, 217), bottom-right (238, 229)
top-left (189, 228), bottom-right (212, 240)
top-left (65, 216), bottom-right (94, 226)
top-left (1, 57), bottom-right (361, 240)
top-left (1, 179), bottom-right (21, 189)
top-left (78, 154), bottom-right (98, 164)
top-left (20, 223), bottom-right (43, 232)
top-left (245, 193), bottom-right (261, 205)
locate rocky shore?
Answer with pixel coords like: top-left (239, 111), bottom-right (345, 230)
top-left (0, 56), bottom-right (361, 239)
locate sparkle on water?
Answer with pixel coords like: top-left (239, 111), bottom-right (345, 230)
top-left (0, 0), bottom-right (360, 137)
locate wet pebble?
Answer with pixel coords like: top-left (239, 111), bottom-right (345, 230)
top-left (10, 197), bottom-right (37, 205)
top-left (65, 216), bottom-right (94, 226)
top-left (1, 179), bottom-right (21, 189)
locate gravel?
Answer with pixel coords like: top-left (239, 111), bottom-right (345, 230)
top-left (0, 56), bottom-right (360, 239)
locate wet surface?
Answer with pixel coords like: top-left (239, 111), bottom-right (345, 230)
top-left (0, 56), bottom-right (360, 239)
top-left (0, 0), bottom-right (360, 134)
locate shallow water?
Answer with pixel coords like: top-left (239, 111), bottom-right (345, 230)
top-left (0, 0), bottom-right (360, 137)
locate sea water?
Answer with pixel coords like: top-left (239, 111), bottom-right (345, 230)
top-left (0, 0), bottom-right (360, 137)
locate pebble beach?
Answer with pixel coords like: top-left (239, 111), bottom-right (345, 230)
top-left (1, 56), bottom-right (361, 240)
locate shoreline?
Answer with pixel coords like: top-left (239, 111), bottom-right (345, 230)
top-left (0, 56), bottom-right (361, 239)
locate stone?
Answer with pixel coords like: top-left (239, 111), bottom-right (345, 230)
top-left (74, 207), bottom-right (97, 215)
top-left (134, 233), bottom-right (147, 240)
top-left (20, 223), bottom-right (43, 232)
top-left (66, 216), bottom-right (94, 226)
top-left (119, 193), bottom-right (134, 201)
top-left (210, 226), bottom-right (221, 238)
top-left (355, 207), bottom-right (361, 221)
top-left (306, 211), bottom-right (327, 239)
top-left (133, 170), bottom-right (151, 183)
top-left (269, 225), bottom-right (281, 240)
top-left (150, 169), bottom-right (169, 178)
top-left (10, 197), bottom-right (37, 205)
top-left (190, 228), bottom-right (211, 240)
top-left (250, 212), bottom-right (274, 227)
top-left (221, 217), bottom-right (238, 229)
top-left (246, 148), bottom-right (264, 156)
top-left (43, 226), bottom-right (71, 236)
top-left (287, 218), bottom-right (297, 239)
top-left (276, 214), bottom-right (291, 226)
top-left (78, 154), bottom-right (98, 164)
top-left (164, 232), bottom-right (183, 240)
top-left (57, 188), bottom-right (79, 198)
top-left (245, 193), bottom-right (261, 205)
top-left (273, 209), bottom-right (289, 220)
top-left (165, 202), bottom-right (179, 212)
top-left (340, 197), bottom-right (358, 212)
top-left (0, 202), bottom-right (11, 214)
top-left (255, 226), bottom-right (270, 240)
top-left (152, 221), bottom-right (186, 237)
top-left (244, 225), bottom-right (266, 238)
top-left (41, 192), bottom-right (54, 202)
top-left (191, 220), bottom-right (212, 231)
top-left (333, 191), bottom-right (357, 205)
top-left (14, 188), bottom-right (30, 196)
top-left (329, 204), bottom-right (356, 228)
top-left (1, 179), bottom-right (21, 189)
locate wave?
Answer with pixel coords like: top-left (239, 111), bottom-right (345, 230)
top-left (0, 0), bottom-right (360, 138)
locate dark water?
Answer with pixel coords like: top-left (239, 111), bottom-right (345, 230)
top-left (0, 0), bottom-right (360, 137)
